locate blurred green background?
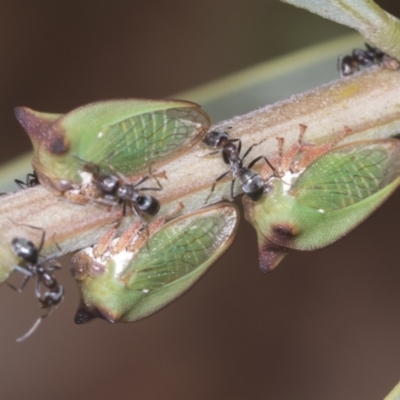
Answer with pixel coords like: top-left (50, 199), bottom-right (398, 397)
top-left (1, 1), bottom-right (400, 399)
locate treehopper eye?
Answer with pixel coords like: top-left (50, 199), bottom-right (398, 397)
top-left (70, 203), bottom-right (239, 324)
top-left (15, 99), bottom-right (210, 192)
top-left (243, 139), bottom-right (400, 273)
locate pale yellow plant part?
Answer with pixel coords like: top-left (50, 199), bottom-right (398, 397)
top-left (384, 381), bottom-right (400, 400)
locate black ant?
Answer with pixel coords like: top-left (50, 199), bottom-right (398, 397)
top-left (338, 44), bottom-right (386, 77)
top-left (82, 163), bottom-right (162, 224)
top-left (9, 224), bottom-right (63, 342)
top-left (203, 129), bottom-right (276, 202)
top-left (14, 171), bottom-right (40, 190)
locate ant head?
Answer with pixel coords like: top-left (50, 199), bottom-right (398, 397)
top-left (11, 237), bottom-right (38, 263)
top-left (97, 174), bottom-right (119, 195)
top-left (203, 130), bottom-right (230, 148)
top-left (338, 55), bottom-right (356, 77)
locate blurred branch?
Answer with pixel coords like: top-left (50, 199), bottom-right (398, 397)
top-left (384, 381), bottom-right (400, 400)
top-left (281, 0), bottom-right (400, 60)
top-left (1, 67), bottom-right (400, 282)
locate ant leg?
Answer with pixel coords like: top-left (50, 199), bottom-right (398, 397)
top-left (19, 273), bottom-right (32, 290)
top-left (14, 179), bottom-right (25, 190)
top-left (104, 163), bottom-right (135, 185)
top-left (227, 138), bottom-right (240, 144)
top-left (40, 237), bottom-right (63, 265)
top-left (137, 171), bottom-right (163, 192)
top-left (132, 165), bottom-right (165, 193)
top-left (131, 203), bottom-right (148, 225)
top-left (26, 172), bottom-right (37, 185)
top-left (110, 164), bottom-right (159, 191)
top-left (138, 186), bottom-right (162, 192)
top-left (45, 262), bottom-right (62, 272)
top-left (36, 234), bottom-right (64, 267)
top-left (209, 149), bottom-right (221, 155)
top-left (204, 182), bottom-right (217, 204)
top-left (148, 166), bottom-right (163, 190)
top-left (51, 235), bottom-right (62, 253)
top-left (36, 228), bottom-right (46, 254)
top-left (230, 177), bottom-right (236, 200)
top-left (205, 170), bottom-right (231, 204)
top-left (93, 197), bottom-right (118, 208)
top-left (35, 277), bottom-right (44, 303)
top-left (12, 265), bottom-right (33, 278)
top-left (132, 174), bottom-right (149, 187)
top-left (248, 155), bottom-right (278, 176)
top-left (40, 254), bottom-right (62, 266)
top-left (7, 281), bottom-right (21, 292)
top-left (241, 138), bottom-right (267, 163)
top-left (7, 271), bottom-right (31, 292)
top-left (236, 139), bottom-right (242, 156)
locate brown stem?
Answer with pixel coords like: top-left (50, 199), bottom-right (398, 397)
top-left (1, 67), bottom-right (400, 282)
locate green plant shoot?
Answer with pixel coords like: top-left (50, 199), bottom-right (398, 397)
top-left (243, 139), bottom-right (400, 273)
top-left (15, 99), bottom-right (210, 192)
top-left (70, 203), bottom-right (238, 324)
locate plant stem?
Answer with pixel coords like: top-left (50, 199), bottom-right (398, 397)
top-left (1, 67), bottom-right (400, 282)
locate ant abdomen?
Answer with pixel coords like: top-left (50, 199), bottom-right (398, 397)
top-left (240, 168), bottom-right (264, 201)
top-left (137, 195), bottom-right (160, 215)
top-left (96, 174), bottom-right (119, 196)
top-left (40, 285), bottom-right (64, 308)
